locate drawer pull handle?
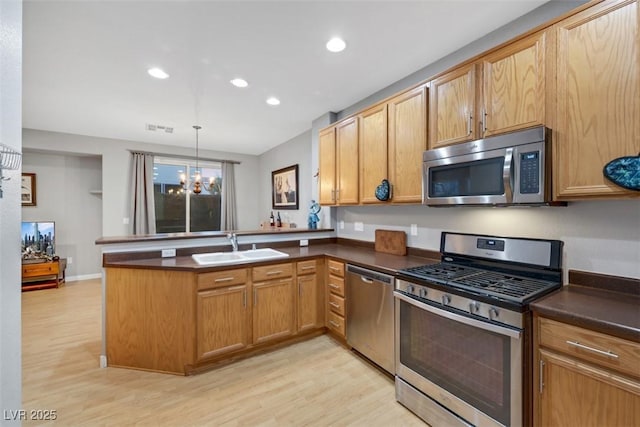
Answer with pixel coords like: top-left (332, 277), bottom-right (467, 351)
top-left (329, 302), bottom-right (340, 309)
top-left (301, 266), bottom-right (314, 270)
top-left (565, 340), bottom-right (619, 359)
top-left (214, 277), bottom-right (234, 283)
top-left (329, 320), bottom-right (341, 328)
top-left (266, 270), bottom-right (283, 276)
top-left (329, 266), bottom-right (341, 272)
top-left (329, 283), bottom-right (340, 289)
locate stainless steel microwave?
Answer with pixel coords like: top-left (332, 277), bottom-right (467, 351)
top-left (423, 126), bottom-right (553, 206)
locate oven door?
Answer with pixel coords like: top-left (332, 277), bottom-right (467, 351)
top-left (395, 291), bottom-right (522, 427)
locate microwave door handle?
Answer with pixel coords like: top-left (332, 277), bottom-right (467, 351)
top-left (503, 147), bottom-right (514, 203)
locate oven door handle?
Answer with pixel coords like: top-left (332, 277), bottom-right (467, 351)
top-left (395, 291), bottom-right (522, 339)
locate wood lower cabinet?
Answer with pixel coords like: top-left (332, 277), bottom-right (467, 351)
top-left (326, 260), bottom-right (346, 338)
top-left (534, 315), bottom-right (640, 426)
top-left (197, 285), bottom-right (250, 361)
top-left (252, 278), bottom-right (294, 344)
top-left (553, 0), bottom-right (639, 199)
top-left (296, 260), bottom-right (323, 332)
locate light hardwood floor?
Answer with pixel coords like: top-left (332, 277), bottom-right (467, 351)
top-left (22, 279), bottom-right (424, 426)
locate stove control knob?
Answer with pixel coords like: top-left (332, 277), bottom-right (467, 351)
top-left (469, 301), bottom-right (480, 314)
top-left (406, 284), bottom-right (415, 295)
top-left (489, 307), bottom-right (499, 321)
top-left (419, 288), bottom-right (428, 299)
top-left (441, 294), bottom-right (451, 306)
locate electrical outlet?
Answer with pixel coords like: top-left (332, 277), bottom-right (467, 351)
top-left (67, 257), bottom-right (73, 264)
top-left (300, 239), bottom-right (309, 247)
top-left (339, 220), bottom-right (345, 229)
top-left (354, 221), bottom-right (364, 231)
top-left (123, 217), bottom-right (130, 225)
top-left (411, 224), bottom-right (418, 236)
top-left (161, 248), bottom-right (176, 258)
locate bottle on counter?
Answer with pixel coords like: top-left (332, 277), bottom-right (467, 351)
top-left (269, 211), bottom-right (275, 227)
top-left (276, 212), bottom-right (282, 227)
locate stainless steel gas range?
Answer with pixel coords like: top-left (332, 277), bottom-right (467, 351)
top-left (394, 232), bottom-right (563, 427)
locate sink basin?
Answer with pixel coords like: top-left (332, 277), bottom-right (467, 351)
top-left (191, 248), bottom-right (289, 266)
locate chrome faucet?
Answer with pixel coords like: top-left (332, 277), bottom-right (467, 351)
top-left (227, 233), bottom-right (238, 252)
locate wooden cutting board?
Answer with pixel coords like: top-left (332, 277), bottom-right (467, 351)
top-left (374, 229), bottom-right (407, 256)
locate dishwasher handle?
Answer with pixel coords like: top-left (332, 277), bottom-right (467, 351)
top-left (346, 264), bottom-right (393, 285)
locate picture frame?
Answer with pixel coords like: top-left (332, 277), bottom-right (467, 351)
top-left (21, 173), bottom-right (37, 206)
top-left (272, 164), bottom-right (299, 210)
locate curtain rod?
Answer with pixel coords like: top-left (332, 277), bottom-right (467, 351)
top-left (128, 149), bottom-right (241, 165)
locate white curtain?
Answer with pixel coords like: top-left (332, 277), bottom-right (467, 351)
top-left (129, 152), bottom-right (156, 234)
top-left (220, 161), bottom-right (237, 230)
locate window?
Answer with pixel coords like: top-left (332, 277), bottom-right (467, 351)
top-left (153, 158), bottom-right (222, 233)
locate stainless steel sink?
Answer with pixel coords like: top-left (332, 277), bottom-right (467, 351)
top-left (191, 248), bottom-right (289, 266)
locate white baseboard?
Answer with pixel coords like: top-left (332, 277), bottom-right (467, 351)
top-left (66, 273), bottom-right (102, 282)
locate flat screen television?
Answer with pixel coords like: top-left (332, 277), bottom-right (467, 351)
top-left (21, 221), bottom-right (55, 258)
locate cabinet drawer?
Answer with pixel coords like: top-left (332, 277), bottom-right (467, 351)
top-left (327, 311), bottom-right (345, 337)
top-left (328, 293), bottom-right (345, 317)
top-left (539, 317), bottom-right (640, 379)
top-left (22, 263), bottom-right (59, 277)
top-left (252, 262), bottom-right (293, 282)
top-left (296, 260), bottom-right (317, 275)
top-left (197, 268), bottom-right (248, 291)
top-left (327, 260), bottom-right (344, 277)
top-left (327, 275), bottom-right (345, 297)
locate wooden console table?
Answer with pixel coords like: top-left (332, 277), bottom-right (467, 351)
top-left (22, 258), bottom-right (67, 291)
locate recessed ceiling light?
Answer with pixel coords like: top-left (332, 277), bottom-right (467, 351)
top-left (230, 78), bottom-right (249, 88)
top-left (147, 67), bottom-right (169, 79)
top-left (326, 37), bottom-right (346, 53)
top-left (266, 97), bottom-right (281, 106)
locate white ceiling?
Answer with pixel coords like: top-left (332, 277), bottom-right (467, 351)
top-left (23, 0), bottom-right (548, 156)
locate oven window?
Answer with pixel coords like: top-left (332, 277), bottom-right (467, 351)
top-left (399, 300), bottom-right (511, 425)
top-left (429, 157), bottom-right (505, 197)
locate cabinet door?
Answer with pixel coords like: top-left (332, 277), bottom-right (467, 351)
top-left (554, 0), bottom-right (640, 199)
top-left (253, 278), bottom-right (294, 344)
top-left (429, 63), bottom-right (477, 148)
top-left (336, 117), bottom-right (359, 204)
top-left (538, 349), bottom-right (640, 427)
top-left (297, 273), bottom-right (320, 332)
top-left (482, 31), bottom-right (546, 137)
top-left (389, 85), bottom-right (428, 203)
top-left (359, 104), bottom-right (388, 204)
top-left (197, 285), bottom-right (249, 361)
top-left (318, 127), bottom-right (337, 205)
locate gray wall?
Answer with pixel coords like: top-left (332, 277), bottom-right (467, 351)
top-left (22, 129), bottom-right (262, 237)
top-left (22, 152), bottom-right (103, 280)
top-left (0, 0), bottom-right (22, 421)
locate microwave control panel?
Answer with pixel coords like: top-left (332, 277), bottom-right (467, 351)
top-left (519, 151), bottom-right (540, 194)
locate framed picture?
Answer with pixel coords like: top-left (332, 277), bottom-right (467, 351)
top-left (272, 164), bottom-right (298, 210)
top-left (21, 173), bottom-right (37, 206)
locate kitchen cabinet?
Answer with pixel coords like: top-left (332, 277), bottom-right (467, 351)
top-left (534, 316), bottom-right (640, 426)
top-left (326, 259), bottom-right (346, 338)
top-left (197, 285), bottom-right (250, 360)
top-left (359, 103), bottom-right (388, 204)
top-left (252, 263), bottom-right (294, 344)
top-left (296, 260), bottom-right (323, 332)
top-left (553, 0), bottom-right (640, 199)
top-left (429, 31), bottom-right (546, 148)
top-left (318, 117), bottom-right (359, 205)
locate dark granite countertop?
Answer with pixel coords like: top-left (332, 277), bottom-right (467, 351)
top-left (103, 243), bottom-right (439, 276)
top-left (531, 271), bottom-right (640, 342)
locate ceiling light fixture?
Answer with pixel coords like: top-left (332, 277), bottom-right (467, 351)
top-left (180, 125), bottom-right (220, 195)
top-left (230, 78), bottom-right (249, 88)
top-left (147, 67), bottom-right (169, 79)
top-left (266, 97), bottom-right (281, 106)
top-left (326, 37), bottom-right (346, 53)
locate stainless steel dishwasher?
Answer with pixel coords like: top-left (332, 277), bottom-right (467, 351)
top-left (346, 264), bottom-right (395, 374)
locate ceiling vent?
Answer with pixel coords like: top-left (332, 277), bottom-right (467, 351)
top-left (146, 124), bottom-right (174, 133)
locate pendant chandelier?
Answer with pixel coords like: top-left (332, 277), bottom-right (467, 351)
top-left (179, 125), bottom-right (218, 194)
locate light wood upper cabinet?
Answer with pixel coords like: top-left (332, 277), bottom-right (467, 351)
top-left (359, 103), bottom-right (388, 204)
top-left (197, 285), bottom-right (249, 361)
top-left (336, 117), bottom-right (360, 204)
top-left (482, 31), bottom-right (546, 137)
top-left (318, 127), bottom-right (337, 205)
top-left (430, 31), bottom-right (547, 149)
top-left (429, 63), bottom-right (477, 148)
top-left (553, 0), bottom-right (640, 199)
top-left (388, 85), bottom-right (428, 203)
top-left (252, 277), bottom-right (294, 344)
